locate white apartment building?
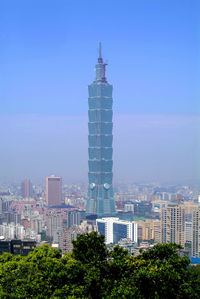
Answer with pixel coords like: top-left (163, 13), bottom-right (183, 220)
top-left (96, 217), bottom-right (137, 245)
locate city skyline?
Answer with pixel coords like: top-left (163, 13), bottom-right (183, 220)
top-left (1, 2), bottom-right (200, 295)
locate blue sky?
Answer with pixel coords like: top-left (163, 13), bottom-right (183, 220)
top-left (0, 0), bottom-right (199, 114)
top-left (0, 0), bottom-right (199, 183)
top-left (0, 114), bottom-right (198, 184)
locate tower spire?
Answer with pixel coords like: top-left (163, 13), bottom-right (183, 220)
top-left (99, 42), bottom-right (102, 58)
top-left (98, 41), bottom-right (103, 63)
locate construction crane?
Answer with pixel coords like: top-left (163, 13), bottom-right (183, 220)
top-left (177, 194), bottom-right (184, 205)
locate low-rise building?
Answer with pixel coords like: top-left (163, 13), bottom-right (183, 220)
top-left (0, 239), bottom-right (36, 256)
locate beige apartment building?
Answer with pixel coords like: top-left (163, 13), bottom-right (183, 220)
top-left (184, 201), bottom-right (198, 215)
top-left (161, 204), bottom-right (185, 247)
top-left (136, 219), bottom-right (161, 243)
top-left (192, 208), bottom-right (200, 257)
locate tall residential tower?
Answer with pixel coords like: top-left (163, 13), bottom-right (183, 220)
top-left (86, 43), bottom-right (116, 218)
top-left (161, 203), bottom-right (185, 247)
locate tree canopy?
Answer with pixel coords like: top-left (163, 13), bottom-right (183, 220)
top-left (0, 232), bottom-right (199, 298)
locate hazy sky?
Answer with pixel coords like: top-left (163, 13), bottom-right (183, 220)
top-left (0, 1), bottom-right (199, 184)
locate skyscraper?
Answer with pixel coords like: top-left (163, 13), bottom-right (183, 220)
top-left (86, 43), bottom-right (116, 218)
top-left (21, 180), bottom-right (32, 198)
top-left (46, 175), bottom-right (62, 207)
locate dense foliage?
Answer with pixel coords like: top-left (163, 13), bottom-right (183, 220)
top-left (0, 232), bottom-right (200, 298)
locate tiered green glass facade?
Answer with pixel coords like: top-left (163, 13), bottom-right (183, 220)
top-left (86, 45), bottom-right (116, 217)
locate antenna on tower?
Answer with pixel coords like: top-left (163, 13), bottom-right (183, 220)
top-left (99, 41), bottom-right (102, 59)
top-left (98, 41), bottom-right (103, 63)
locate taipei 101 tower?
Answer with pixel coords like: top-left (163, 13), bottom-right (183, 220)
top-left (86, 43), bottom-right (116, 218)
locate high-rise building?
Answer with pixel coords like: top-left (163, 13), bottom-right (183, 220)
top-left (96, 217), bottom-right (137, 245)
top-left (67, 210), bottom-right (81, 228)
top-left (46, 210), bottom-right (63, 243)
top-left (0, 198), bottom-right (2, 214)
top-left (21, 180), bottom-right (32, 198)
top-left (153, 220), bottom-right (161, 243)
top-left (185, 221), bottom-right (192, 245)
top-left (46, 175), bottom-right (62, 207)
top-left (192, 208), bottom-right (200, 257)
top-left (161, 204), bottom-right (185, 247)
top-left (86, 43), bottom-right (115, 218)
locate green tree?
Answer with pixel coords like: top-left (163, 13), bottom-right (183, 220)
top-left (0, 235), bottom-right (200, 298)
top-left (72, 231), bottom-right (109, 298)
top-left (109, 243), bottom-right (198, 299)
top-left (72, 231), bottom-right (108, 264)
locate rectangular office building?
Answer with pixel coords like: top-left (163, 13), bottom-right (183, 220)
top-left (46, 175), bottom-right (62, 207)
top-left (96, 217), bottom-right (137, 245)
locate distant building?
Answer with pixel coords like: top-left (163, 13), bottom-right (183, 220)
top-left (0, 198), bottom-right (2, 214)
top-left (192, 208), bottom-right (200, 257)
top-left (161, 204), bottom-right (185, 247)
top-left (46, 209), bottom-right (80, 243)
top-left (135, 241), bottom-right (156, 256)
top-left (153, 220), bottom-right (161, 243)
top-left (152, 200), bottom-right (168, 214)
top-left (136, 219), bottom-right (161, 243)
top-left (0, 222), bottom-right (40, 242)
top-left (0, 223), bottom-right (25, 239)
top-left (46, 211), bottom-right (63, 243)
top-left (118, 238), bottom-right (137, 255)
top-left (133, 201), bottom-right (152, 217)
top-left (21, 180), bottom-right (32, 198)
top-left (184, 201), bottom-right (198, 215)
top-left (46, 175), bottom-right (62, 206)
top-left (185, 221), bottom-right (192, 244)
top-left (124, 203), bottom-right (134, 213)
top-left (67, 210), bottom-right (81, 228)
top-left (2, 212), bottom-right (21, 225)
top-left (96, 217), bottom-right (137, 245)
top-left (30, 219), bottom-right (43, 234)
top-left (61, 221), bottom-right (95, 253)
top-left (0, 239), bottom-right (36, 256)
